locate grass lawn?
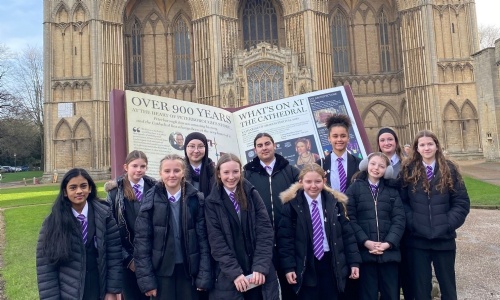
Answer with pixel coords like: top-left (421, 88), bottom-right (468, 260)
top-left (463, 176), bottom-right (500, 206)
top-left (0, 178), bottom-right (498, 299)
top-left (0, 171), bottom-right (44, 184)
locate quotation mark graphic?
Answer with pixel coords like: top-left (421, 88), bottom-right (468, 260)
top-left (133, 127), bottom-right (141, 133)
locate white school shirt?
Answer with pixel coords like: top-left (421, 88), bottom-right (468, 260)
top-left (330, 150), bottom-right (348, 191)
top-left (130, 177), bottom-right (145, 195)
top-left (260, 158), bottom-right (276, 175)
top-left (304, 193), bottom-right (330, 251)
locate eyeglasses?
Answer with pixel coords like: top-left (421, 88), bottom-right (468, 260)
top-left (186, 145), bottom-right (206, 151)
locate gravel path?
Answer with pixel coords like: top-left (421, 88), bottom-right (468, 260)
top-left (456, 209), bottom-right (500, 299)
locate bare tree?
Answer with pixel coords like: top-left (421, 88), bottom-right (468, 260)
top-left (7, 45), bottom-right (44, 167)
top-left (0, 44), bottom-right (14, 117)
top-left (478, 24), bottom-right (500, 49)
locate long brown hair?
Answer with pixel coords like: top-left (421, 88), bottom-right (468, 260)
top-left (123, 150), bottom-right (148, 201)
top-left (402, 130), bottom-right (458, 193)
top-left (215, 153), bottom-right (248, 210)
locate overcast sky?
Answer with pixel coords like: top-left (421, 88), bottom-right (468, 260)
top-left (0, 0), bottom-right (498, 53)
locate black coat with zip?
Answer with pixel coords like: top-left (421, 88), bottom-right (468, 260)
top-left (133, 181), bottom-right (212, 293)
top-left (277, 183), bottom-right (361, 294)
top-left (205, 179), bottom-right (278, 300)
top-left (244, 153), bottom-right (300, 232)
top-left (345, 176), bottom-right (405, 263)
top-left (105, 175), bottom-right (156, 268)
top-left (400, 160), bottom-right (470, 250)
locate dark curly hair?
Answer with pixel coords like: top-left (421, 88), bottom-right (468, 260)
top-left (326, 113), bottom-right (352, 133)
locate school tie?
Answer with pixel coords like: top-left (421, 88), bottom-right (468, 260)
top-left (229, 192), bottom-right (240, 213)
top-left (77, 214), bottom-right (88, 244)
top-left (265, 165), bottom-right (272, 175)
top-left (169, 196), bottom-right (176, 203)
top-left (133, 184), bottom-right (142, 201)
top-left (337, 157), bottom-right (347, 193)
top-left (426, 166), bottom-right (433, 181)
top-left (311, 200), bottom-right (324, 260)
top-left (194, 167), bottom-right (200, 175)
top-left (369, 184), bottom-right (378, 197)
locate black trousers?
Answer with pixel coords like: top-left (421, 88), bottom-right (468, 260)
top-left (298, 252), bottom-right (338, 300)
top-left (409, 248), bottom-right (457, 300)
top-left (339, 277), bottom-right (358, 300)
top-left (278, 267), bottom-right (297, 300)
top-left (156, 264), bottom-right (198, 300)
top-left (359, 262), bottom-right (399, 300)
top-left (122, 267), bottom-right (149, 300)
top-left (399, 241), bottom-right (414, 300)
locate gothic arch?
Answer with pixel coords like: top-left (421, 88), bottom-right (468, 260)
top-left (361, 100), bottom-right (400, 151)
top-left (460, 99), bottom-right (480, 152)
top-left (443, 100), bottom-right (461, 152)
top-left (54, 119), bottom-right (73, 170)
top-left (70, 2), bottom-right (89, 22)
top-left (53, 2), bottom-right (70, 22)
top-left (73, 118), bottom-right (92, 168)
top-left (238, 0), bottom-right (285, 49)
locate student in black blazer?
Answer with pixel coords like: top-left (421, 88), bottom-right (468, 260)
top-left (316, 113), bottom-right (361, 192)
top-left (106, 150), bottom-right (156, 300)
top-left (315, 113), bottom-right (361, 300)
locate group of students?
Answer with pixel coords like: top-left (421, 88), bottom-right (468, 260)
top-left (36, 114), bottom-right (470, 300)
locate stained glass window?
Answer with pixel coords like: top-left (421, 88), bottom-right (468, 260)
top-left (174, 18), bottom-right (192, 81)
top-left (242, 0), bottom-right (279, 49)
top-left (246, 62), bottom-right (284, 104)
top-left (331, 11), bottom-right (350, 73)
top-left (379, 11), bottom-right (391, 72)
top-left (132, 19), bottom-right (142, 84)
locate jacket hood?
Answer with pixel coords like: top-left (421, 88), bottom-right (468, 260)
top-left (279, 182), bottom-right (348, 204)
top-left (244, 153), bottom-right (289, 172)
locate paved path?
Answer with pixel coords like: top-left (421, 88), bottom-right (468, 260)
top-left (456, 159), bottom-right (500, 186)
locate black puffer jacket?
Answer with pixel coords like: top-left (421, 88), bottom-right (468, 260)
top-left (105, 175), bottom-right (156, 267)
top-left (277, 183), bottom-right (361, 294)
top-left (400, 161), bottom-right (470, 250)
top-left (205, 179), bottom-right (278, 300)
top-left (134, 181), bottom-right (212, 292)
top-left (244, 154), bottom-right (300, 231)
top-left (36, 199), bottom-right (122, 300)
top-left (345, 177), bottom-right (405, 263)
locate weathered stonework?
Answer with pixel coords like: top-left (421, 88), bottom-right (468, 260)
top-left (43, 0), bottom-right (494, 180)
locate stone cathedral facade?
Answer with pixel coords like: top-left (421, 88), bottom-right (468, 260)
top-left (43, 0), bottom-right (496, 179)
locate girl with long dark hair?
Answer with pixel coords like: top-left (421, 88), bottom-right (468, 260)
top-left (36, 168), bottom-right (122, 300)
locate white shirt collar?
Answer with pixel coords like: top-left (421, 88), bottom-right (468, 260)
top-left (304, 192), bottom-right (322, 205)
top-left (191, 163), bottom-right (202, 170)
top-left (260, 158), bottom-right (276, 170)
top-left (72, 201), bottom-right (89, 218)
top-left (223, 186), bottom-right (237, 197)
top-left (423, 160), bottom-right (436, 170)
top-left (167, 189), bottom-right (182, 202)
top-left (129, 177), bottom-right (145, 189)
top-left (390, 154), bottom-right (400, 165)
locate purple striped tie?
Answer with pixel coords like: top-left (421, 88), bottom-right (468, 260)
top-left (311, 200), bottom-right (324, 260)
top-left (133, 184), bottom-right (142, 201)
top-left (169, 196), bottom-right (176, 203)
top-left (229, 192), bottom-right (240, 213)
top-left (194, 167), bottom-right (200, 175)
top-left (77, 214), bottom-right (88, 244)
top-left (370, 184), bottom-right (378, 197)
top-left (426, 165), bottom-right (433, 181)
top-left (265, 165), bottom-right (272, 175)
top-left (337, 157), bottom-right (347, 192)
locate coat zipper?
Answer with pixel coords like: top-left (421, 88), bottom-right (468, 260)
top-left (372, 186), bottom-right (380, 242)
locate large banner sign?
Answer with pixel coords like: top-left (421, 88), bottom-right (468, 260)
top-left (111, 85), bottom-right (371, 177)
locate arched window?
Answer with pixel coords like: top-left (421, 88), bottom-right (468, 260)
top-left (331, 10), bottom-right (350, 74)
top-left (246, 62), bottom-right (284, 104)
top-left (174, 18), bottom-right (192, 81)
top-left (131, 19), bottom-right (142, 84)
top-left (242, 0), bottom-right (279, 50)
top-left (379, 11), bottom-right (391, 72)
